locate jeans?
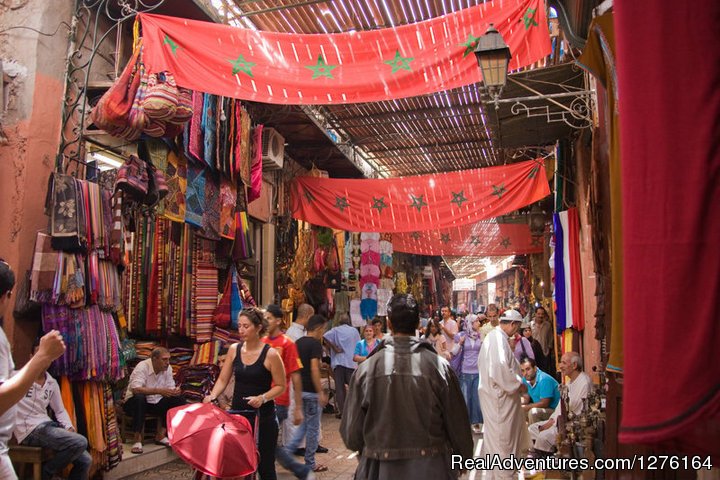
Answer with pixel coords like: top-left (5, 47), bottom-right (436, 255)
top-left (276, 392), bottom-right (321, 478)
top-left (332, 366), bottom-right (354, 415)
top-left (459, 373), bottom-right (483, 425)
top-left (123, 394), bottom-right (185, 435)
top-left (22, 421), bottom-right (92, 480)
top-left (236, 408), bottom-right (279, 480)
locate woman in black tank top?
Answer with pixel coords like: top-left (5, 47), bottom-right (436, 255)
top-left (206, 307), bottom-right (287, 480)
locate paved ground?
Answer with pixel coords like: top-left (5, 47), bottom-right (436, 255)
top-left (124, 413), bottom-right (360, 480)
top-left (121, 414), bottom-right (540, 480)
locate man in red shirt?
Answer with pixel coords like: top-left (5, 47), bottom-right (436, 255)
top-left (263, 304), bottom-right (303, 439)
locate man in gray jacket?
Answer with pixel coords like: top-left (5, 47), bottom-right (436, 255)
top-left (341, 293), bottom-right (473, 480)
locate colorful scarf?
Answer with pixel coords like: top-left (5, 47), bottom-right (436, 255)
top-left (185, 161), bottom-right (206, 227)
top-left (219, 176), bottom-right (237, 239)
top-left (30, 232), bottom-right (59, 302)
top-left (202, 93), bottom-right (217, 170)
top-left (201, 171), bottom-right (221, 240)
top-left (49, 173), bottom-right (85, 252)
top-left (247, 125), bottom-right (263, 203)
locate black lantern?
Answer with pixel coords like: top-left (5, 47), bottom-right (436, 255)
top-left (528, 204), bottom-right (546, 236)
top-left (474, 24), bottom-right (511, 107)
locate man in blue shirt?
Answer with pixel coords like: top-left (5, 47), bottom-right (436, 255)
top-left (520, 358), bottom-right (560, 424)
top-left (323, 313), bottom-right (361, 419)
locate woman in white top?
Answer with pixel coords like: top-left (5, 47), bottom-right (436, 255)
top-left (424, 320), bottom-right (449, 359)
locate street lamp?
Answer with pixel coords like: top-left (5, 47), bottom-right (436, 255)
top-left (474, 24), bottom-right (511, 109)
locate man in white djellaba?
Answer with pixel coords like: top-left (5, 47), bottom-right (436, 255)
top-left (478, 309), bottom-right (529, 479)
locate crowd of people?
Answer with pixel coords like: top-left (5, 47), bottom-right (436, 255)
top-left (0, 258), bottom-right (594, 480)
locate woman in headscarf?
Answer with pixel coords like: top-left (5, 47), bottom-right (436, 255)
top-left (451, 314), bottom-right (484, 433)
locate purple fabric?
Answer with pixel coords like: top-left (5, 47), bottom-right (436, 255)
top-left (454, 332), bottom-right (482, 374)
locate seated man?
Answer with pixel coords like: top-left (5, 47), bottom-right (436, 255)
top-left (123, 347), bottom-right (184, 454)
top-left (520, 357), bottom-right (560, 424)
top-left (528, 352), bottom-right (592, 455)
top-left (13, 346), bottom-right (91, 480)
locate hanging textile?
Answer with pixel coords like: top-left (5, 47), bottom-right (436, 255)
top-left (138, 0), bottom-right (550, 105)
top-left (41, 304), bottom-right (123, 381)
top-left (219, 176), bottom-right (237, 239)
top-left (392, 221), bottom-right (543, 256)
top-left (202, 171), bottom-right (222, 240)
top-left (162, 150), bottom-right (187, 222)
top-left (48, 173), bottom-right (86, 252)
top-left (247, 125), bottom-right (263, 203)
top-left (291, 159), bottom-right (549, 233)
top-left (552, 209), bottom-right (584, 333)
top-left (615, 0), bottom-right (720, 460)
top-left (552, 213), bottom-right (566, 333)
top-left (576, 11), bottom-right (624, 374)
top-left (185, 161), bottom-right (206, 227)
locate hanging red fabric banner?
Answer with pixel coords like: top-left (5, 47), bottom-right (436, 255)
top-left (138, 0), bottom-right (550, 105)
top-left (392, 221), bottom-right (543, 256)
top-left (290, 159), bottom-right (549, 233)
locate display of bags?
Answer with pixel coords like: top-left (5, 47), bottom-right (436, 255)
top-left (114, 154), bottom-right (149, 199)
top-left (90, 43), bottom-right (142, 133)
top-left (143, 72), bottom-right (179, 121)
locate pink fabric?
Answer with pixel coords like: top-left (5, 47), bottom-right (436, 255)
top-left (188, 91), bottom-right (204, 163)
top-left (360, 251), bottom-right (380, 265)
top-left (247, 125), bottom-right (263, 203)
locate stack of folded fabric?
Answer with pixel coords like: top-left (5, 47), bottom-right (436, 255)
top-left (134, 341), bottom-right (158, 359)
top-left (175, 363), bottom-right (221, 403)
top-left (170, 347), bottom-right (194, 376)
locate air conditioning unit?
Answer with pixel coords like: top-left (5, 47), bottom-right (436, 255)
top-left (261, 128), bottom-right (285, 170)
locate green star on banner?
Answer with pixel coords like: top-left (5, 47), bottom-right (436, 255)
top-left (384, 50), bottom-right (414, 73)
top-left (334, 195), bottom-right (349, 212)
top-left (305, 55), bottom-right (337, 79)
top-left (528, 165), bottom-right (540, 179)
top-left (523, 8), bottom-right (539, 29)
top-left (371, 196), bottom-right (388, 213)
top-left (164, 34), bottom-right (180, 55)
top-left (451, 191), bottom-right (469, 208)
top-left (459, 34), bottom-right (481, 57)
top-left (409, 194), bottom-right (427, 212)
top-left (304, 189), bottom-right (316, 203)
top-left (470, 236), bottom-right (481, 246)
top-left (229, 54), bottom-right (256, 77)
top-left (440, 233), bottom-right (452, 244)
top-left (410, 232), bottom-right (422, 240)
top-left (500, 237), bottom-right (512, 248)
top-left (492, 184), bottom-right (507, 199)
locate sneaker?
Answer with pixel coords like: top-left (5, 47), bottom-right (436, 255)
top-left (305, 472), bottom-right (317, 480)
top-left (316, 445), bottom-right (329, 453)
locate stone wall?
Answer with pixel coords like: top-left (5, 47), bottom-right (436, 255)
top-left (0, 0), bottom-right (74, 363)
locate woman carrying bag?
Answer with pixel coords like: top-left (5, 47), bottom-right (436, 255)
top-left (450, 314), bottom-right (484, 434)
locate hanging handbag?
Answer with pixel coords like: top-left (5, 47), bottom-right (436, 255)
top-left (448, 336), bottom-right (465, 376)
top-left (90, 42), bottom-right (142, 131)
top-left (114, 154), bottom-right (149, 199)
top-left (12, 270), bottom-right (41, 320)
top-left (144, 164), bottom-right (169, 205)
top-left (143, 71), bottom-right (179, 121)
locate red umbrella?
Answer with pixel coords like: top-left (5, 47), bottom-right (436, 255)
top-left (167, 403), bottom-right (258, 478)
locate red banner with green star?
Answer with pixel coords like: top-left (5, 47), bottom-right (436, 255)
top-left (290, 159), bottom-right (549, 233)
top-left (392, 221), bottom-right (543, 256)
top-left (138, 0), bottom-right (550, 105)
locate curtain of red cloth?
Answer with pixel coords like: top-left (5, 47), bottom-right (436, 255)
top-left (138, 0), bottom-right (550, 105)
top-left (616, 0), bottom-right (720, 461)
top-left (291, 159), bottom-right (549, 233)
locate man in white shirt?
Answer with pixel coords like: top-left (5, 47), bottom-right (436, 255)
top-left (286, 304), bottom-right (314, 341)
top-left (439, 306), bottom-right (458, 351)
top-left (13, 352), bottom-right (91, 480)
top-left (528, 351), bottom-right (593, 454)
top-left (123, 347), bottom-right (184, 454)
